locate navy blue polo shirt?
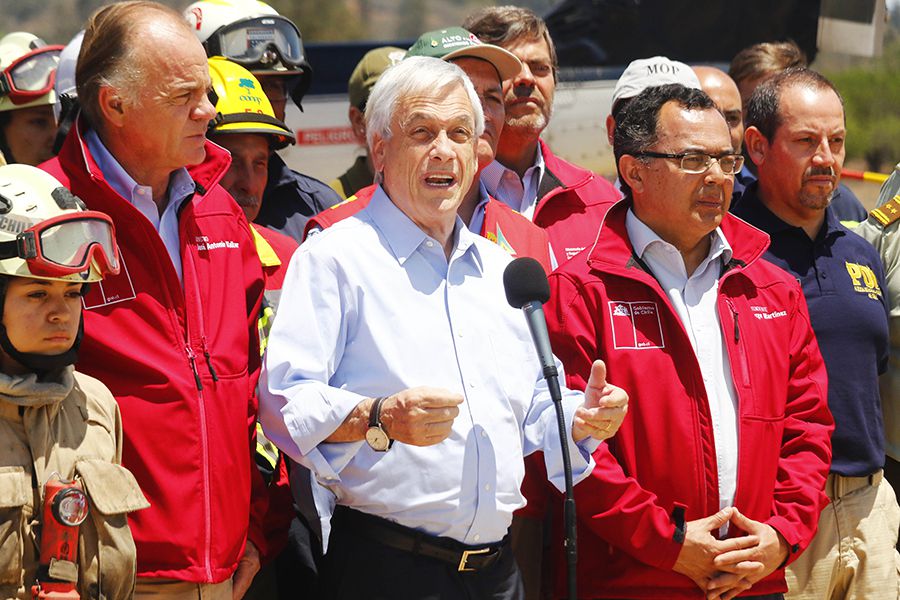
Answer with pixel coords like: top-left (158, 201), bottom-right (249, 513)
top-left (734, 182), bottom-right (889, 476)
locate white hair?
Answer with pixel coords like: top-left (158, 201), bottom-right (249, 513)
top-left (365, 56), bottom-right (485, 152)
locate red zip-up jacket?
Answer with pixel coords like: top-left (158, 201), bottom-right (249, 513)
top-left (527, 201), bottom-right (833, 598)
top-left (530, 139), bottom-right (620, 265)
top-left (41, 120), bottom-right (268, 583)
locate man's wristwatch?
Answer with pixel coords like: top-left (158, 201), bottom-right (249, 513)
top-left (365, 396), bottom-right (393, 451)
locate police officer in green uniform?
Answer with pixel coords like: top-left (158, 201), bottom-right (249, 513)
top-left (856, 164), bottom-right (900, 550)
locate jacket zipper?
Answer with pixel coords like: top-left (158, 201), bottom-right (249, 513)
top-left (202, 337), bottom-right (218, 382)
top-left (81, 127), bottom-right (224, 580)
top-left (183, 240), bottom-right (215, 582)
top-left (723, 293), bottom-right (747, 516)
top-left (198, 384), bottom-right (213, 581)
top-left (186, 345), bottom-right (202, 391)
top-left (185, 250), bottom-right (219, 383)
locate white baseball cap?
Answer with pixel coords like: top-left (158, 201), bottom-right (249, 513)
top-left (612, 56), bottom-right (701, 107)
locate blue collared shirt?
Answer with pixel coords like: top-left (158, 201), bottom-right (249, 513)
top-left (260, 185), bottom-right (598, 545)
top-left (481, 143), bottom-right (545, 221)
top-left (85, 128), bottom-right (195, 284)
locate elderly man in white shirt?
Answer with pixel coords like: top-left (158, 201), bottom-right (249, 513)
top-left (260, 56), bottom-right (628, 600)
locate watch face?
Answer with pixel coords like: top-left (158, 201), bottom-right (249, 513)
top-left (366, 427), bottom-right (390, 452)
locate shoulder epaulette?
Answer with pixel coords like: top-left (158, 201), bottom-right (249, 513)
top-left (870, 195), bottom-right (900, 228)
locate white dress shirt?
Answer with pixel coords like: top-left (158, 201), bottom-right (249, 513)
top-left (625, 209), bottom-right (740, 518)
top-left (260, 185), bottom-right (598, 545)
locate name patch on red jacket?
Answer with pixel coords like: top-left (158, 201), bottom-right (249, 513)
top-left (82, 255), bottom-right (137, 309)
top-left (564, 246), bottom-right (586, 260)
top-left (608, 300), bottom-right (665, 349)
top-left (750, 305), bottom-right (788, 320)
top-left (195, 235), bottom-right (240, 251)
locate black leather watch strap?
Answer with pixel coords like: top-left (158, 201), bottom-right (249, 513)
top-left (369, 396), bottom-right (388, 428)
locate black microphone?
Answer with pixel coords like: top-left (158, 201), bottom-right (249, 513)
top-left (503, 257), bottom-right (558, 384)
top-left (503, 257), bottom-right (577, 600)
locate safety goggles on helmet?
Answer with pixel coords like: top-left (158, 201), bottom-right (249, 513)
top-left (0, 45), bottom-right (63, 106)
top-left (203, 16), bottom-right (307, 71)
top-left (0, 211), bottom-right (120, 279)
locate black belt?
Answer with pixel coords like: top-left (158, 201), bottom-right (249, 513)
top-left (333, 506), bottom-right (506, 572)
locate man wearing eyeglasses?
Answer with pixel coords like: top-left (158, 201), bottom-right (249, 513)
top-left (733, 68), bottom-right (897, 600)
top-left (532, 83), bottom-right (833, 599)
top-left (692, 66), bottom-right (749, 205)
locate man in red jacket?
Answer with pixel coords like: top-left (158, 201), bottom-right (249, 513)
top-left (528, 83), bottom-right (833, 599)
top-left (464, 6), bottom-right (621, 266)
top-left (40, 3), bottom-right (267, 599)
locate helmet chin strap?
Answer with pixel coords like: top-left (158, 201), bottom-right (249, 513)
top-left (0, 317), bottom-right (83, 377)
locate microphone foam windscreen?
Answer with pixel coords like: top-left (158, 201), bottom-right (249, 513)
top-left (503, 257), bottom-right (550, 308)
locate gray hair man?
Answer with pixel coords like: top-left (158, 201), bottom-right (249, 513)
top-left (260, 56), bottom-right (627, 599)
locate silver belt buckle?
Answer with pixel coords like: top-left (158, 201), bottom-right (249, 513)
top-left (458, 547), bottom-right (490, 572)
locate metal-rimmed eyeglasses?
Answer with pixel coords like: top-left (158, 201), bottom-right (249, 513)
top-left (634, 151), bottom-right (745, 175)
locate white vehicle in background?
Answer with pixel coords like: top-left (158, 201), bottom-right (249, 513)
top-left (281, 76), bottom-right (618, 183)
top-left (279, 0), bottom-right (887, 185)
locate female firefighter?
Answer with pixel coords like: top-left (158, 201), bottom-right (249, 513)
top-left (0, 33), bottom-right (61, 166)
top-left (0, 163), bottom-right (148, 600)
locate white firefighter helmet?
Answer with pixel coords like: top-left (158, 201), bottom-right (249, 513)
top-left (52, 30), bottom-right (84, 124)
top-left (184, 0), bottom-right (312, 105)
top-left (0, 32), bottom-right (61, 114)
top-left (0, 164), bottom-right (120, 283)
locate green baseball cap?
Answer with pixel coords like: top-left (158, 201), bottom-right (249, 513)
top-left (406, 27), bottom-right (522, 81)
top-left (348, 46), bottom-right (407, 110)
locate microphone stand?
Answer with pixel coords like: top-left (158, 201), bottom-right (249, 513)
top-left (522, 303), bottom-right (577, 600)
